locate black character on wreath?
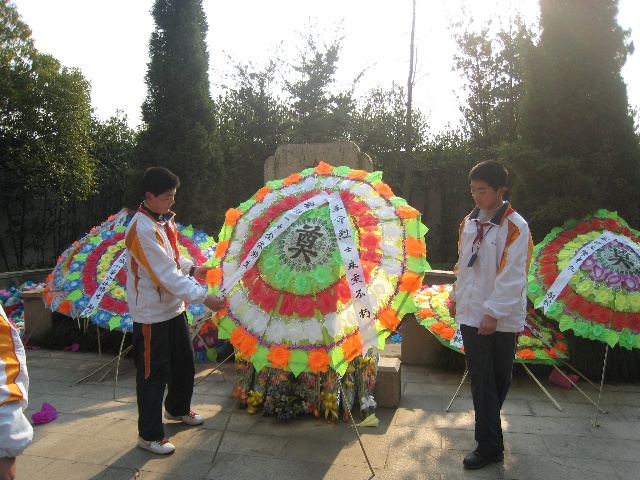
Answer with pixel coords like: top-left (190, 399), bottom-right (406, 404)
top-left (289, 224), bottom-right (324, 264)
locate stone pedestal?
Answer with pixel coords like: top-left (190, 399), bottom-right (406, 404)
top-left (373, 356), bottom-right (401, 408)
top-left (400, 313), bottom-right (443, 366)
top-left (401, 270), bottom-right (456, 366)
top-left (19, 289), bottom-right (51, 342)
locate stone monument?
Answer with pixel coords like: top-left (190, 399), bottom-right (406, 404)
top-left (264, 141), bottom-right (373, 181)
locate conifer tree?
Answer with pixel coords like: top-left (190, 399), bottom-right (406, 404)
top-left (510, 0), bottom-right (640, 235)
top-left (134, 0), bottom-right (223, 228)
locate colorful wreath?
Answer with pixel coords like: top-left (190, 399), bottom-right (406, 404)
top-left (528, 209), bottom-right (640, 350)
top-left (414, 284), bottom-right (568, 364)
top-left (43, 209), bottom-right (217, 333)
top-left (207, 162), bottom-right (429, 376)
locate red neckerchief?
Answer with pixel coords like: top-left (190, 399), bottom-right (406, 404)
top-left (137, 204), bottom-right (180, 267)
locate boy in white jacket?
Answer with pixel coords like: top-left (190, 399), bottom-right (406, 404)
top-left (0, 304), bottom-right (33, 480)
top-left (449, 160), bottom-right (532, 470)
top-left (125, 167), bottom-right (224, 455)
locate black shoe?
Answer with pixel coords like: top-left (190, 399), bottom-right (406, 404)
top-left (463, 450), bottom-right (504, 470)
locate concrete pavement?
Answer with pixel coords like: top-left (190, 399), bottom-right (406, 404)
top-left (16, 348), bottom-right (640, 480)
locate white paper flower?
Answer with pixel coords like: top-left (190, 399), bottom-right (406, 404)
top-left (304, 319), bottom-right (324, 345)
top-left (265, 320), bottom-right (286, 343)
top-left (377, 206), bottom-right (398, 220)
top-left (380, 258), bottom-right (402, 276)
top-left (381, 222), bottom-right (403, 238)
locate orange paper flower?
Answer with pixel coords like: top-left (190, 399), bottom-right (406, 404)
top-left (341, 333), bottom-right (363, 362)
top-left (441, 325), bottom-right (455, 340)
top-left (283, 173), bottom-right (302, 186)
top-left (417, 308), bottom-right (435, 319)
top-left (372, 182), bottom-right (394, 197)
top-left (59, 300), bottom-right (73, 314)
top-left (267, 344), bottom-right (291, 369)
top-left (397, 205), bottom-right (420, 219)
top-left (215, 240), bottom-right (229, 258)
top-left (544, 348), bottom-right (559, 359)
top-left (215, 305), bottom-right (228, 320)
top-left (405, 237), bottom-right (426, 257)
top-left (313, 161), bottom-right (334, 175)
top-left (206, 267), bottom-right (222, 286)
top-left (430, 322), bottom-right (454, 340)
top-left (225, 208), bottom-right (242, 226)
top-left (240, 336), bottom-right (258, 358)
top-left (516, 349), bottom-right (537, 359)
top-left (255, 186), bottom-right (272, 202)
top-left (347, 170), bottom-right (368, 180)
top-left (230, 327), bottom-right (246, 348)
top-left (308, 349), bottom-right (331, 373)
top-left (399, 271), bottom-right (423, 294)
top-left (230, 327), bottom-right (258, 358)
top-left (378, 307), bottom-right (400, 331)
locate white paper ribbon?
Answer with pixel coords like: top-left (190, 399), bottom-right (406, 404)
top-left (81, 250), bottom-right (127, 317)
top-left (450, 326), bottom-right (464, 349)
top-left (219, 191), bottom-right (378, 351)
top-left (536, 232), bottom-right (640, 312)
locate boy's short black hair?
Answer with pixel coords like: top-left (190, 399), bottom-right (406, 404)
top-left (469, 160), bottom-right (508, 190)
top-left (141, 167), bottom-right (180, 196)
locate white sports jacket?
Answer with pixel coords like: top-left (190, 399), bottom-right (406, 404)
top-left (450, 202), bottom-right (533, 333)
top-left (0, 304), bottom-right (33, 458)
top-left (125, 207), bottom-right (208, 324)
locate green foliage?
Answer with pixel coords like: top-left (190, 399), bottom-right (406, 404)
top-left (515, 0), bottom-right (640, 235)
top-left (419, 131), bottom-right (481, 264)
top-left (1, 18), bottom-right (95, 200)
top-left (0, 0), bottom-right (34, 70)
top-left (451, 9), bottom-right (536, 150)
top-left (348, 84), bottom-right (427, 193)
top-left (285, 22), bottom-right (359, 143)
top-left (89, 112), bottom-right (137, 214)
top-left (216, 58), bottom-right (292, 211)
top-left (1, 0), bottom-right (97, 269)
top-left (135, 0), bottom-right (224, 229)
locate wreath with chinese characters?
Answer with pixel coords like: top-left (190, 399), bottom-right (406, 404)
top-left (207, 162), bottom-right (429, 376)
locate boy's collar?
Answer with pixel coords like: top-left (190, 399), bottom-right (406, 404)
top-left (140, 202), bottom-right (175, 224)
top-left (469, 201), bottom-right (511, 225)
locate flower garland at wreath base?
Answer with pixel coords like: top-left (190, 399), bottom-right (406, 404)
top-left (232, 348), bottom-right (379, 421)
top-left (528, 209), bottom-right (640, 350)
top-left (414, 284), bottom-right (569, 364)
top-left (208, 162), bottom-right (429, 377)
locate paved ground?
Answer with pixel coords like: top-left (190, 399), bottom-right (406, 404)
top-left (15, 348), bottom-right (640, 480)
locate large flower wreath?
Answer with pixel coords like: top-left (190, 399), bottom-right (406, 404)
top-left (43, 209), bottom-right (217, 333)
top-left (528, 209), bottom-right (640, 350)
top-left (207, 162), bottom-right (429, 376)
top-left (414, 284), bottom-right (568, 364)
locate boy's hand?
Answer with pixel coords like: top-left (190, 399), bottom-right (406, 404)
top-left (478, 315), bottom-right (497, 335)
top-left (204, 294), bottom-right (225, 311)
top-left (193, 265), bottom-right (211, 280)
top-left (448, 300), bottom-right (456, 318)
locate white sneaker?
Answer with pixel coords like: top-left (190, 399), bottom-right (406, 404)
top-left (137, 436), bottom-right (175, 455)
top-left (164, 410), bottom-right (204, 426)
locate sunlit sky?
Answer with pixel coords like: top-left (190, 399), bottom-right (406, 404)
top-left (10, 0), bottom-right (640, 134)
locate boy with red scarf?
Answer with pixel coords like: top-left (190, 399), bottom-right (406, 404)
top-left (449, 161), bottom-right (532, 470)
top-left (125, 167), bottom-right (224, 455)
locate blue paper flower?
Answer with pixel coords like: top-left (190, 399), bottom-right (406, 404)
top-left (188, 303), bottom-right (206, 316)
